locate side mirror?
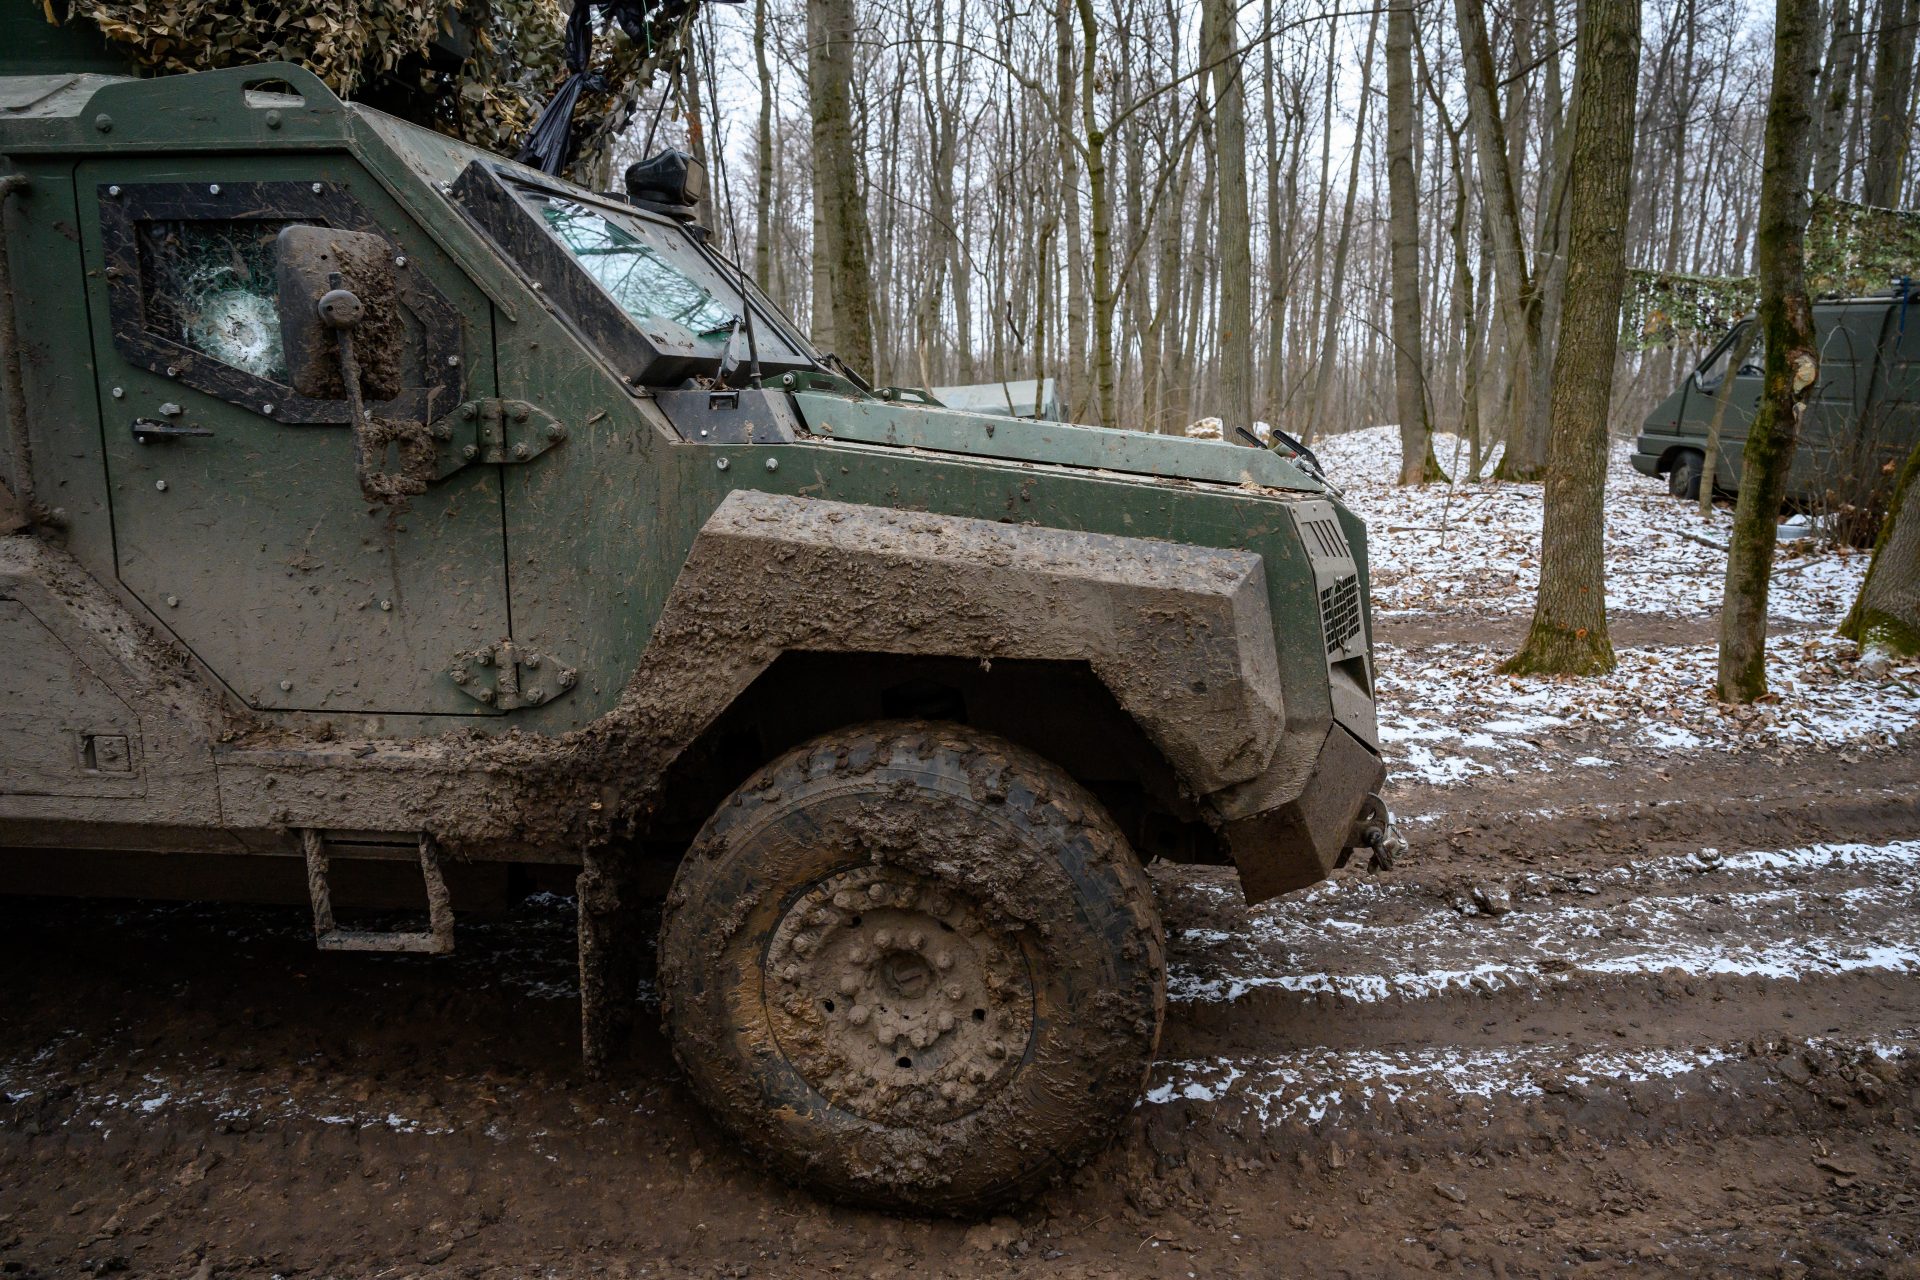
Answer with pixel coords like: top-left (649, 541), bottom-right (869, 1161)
top-left (275, 225), bottom-right (405, 401)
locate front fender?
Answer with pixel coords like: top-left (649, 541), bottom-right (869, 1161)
top-left (627, 489), bottom-right (1286, 796)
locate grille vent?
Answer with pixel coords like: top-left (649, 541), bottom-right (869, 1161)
top-left (1302, 516), bottom-right (1349, 559)
top-left (1320, 573), bottom-right (1362, 654)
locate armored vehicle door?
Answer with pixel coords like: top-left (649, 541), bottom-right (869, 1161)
top-left (76, 159), bottom-right (509, 717)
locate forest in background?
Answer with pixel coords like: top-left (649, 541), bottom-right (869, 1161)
top-left (618, 0), bottom-right (1919, 467)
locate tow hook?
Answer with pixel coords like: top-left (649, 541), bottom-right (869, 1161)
top-left (1356, 793), bottom-right (1406, 873)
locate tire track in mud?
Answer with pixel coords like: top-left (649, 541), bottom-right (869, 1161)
top-left (1138, 833), bottom-right (1920, 1157)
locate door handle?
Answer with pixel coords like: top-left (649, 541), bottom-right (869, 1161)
top-left (131, 417), bottom-right (214, 444)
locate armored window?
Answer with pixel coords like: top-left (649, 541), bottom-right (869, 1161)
top-left (449, 160), bottom-right (819, 388)
top-left (530, 196), bottom-right (736, 338)
top-left (97, 181), bottom-right (463, 425)
top-left (138, 219), bottom-right (294, 382)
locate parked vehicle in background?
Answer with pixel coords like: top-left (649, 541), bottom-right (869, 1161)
top-left (1633, 286), bottom-right (1919, 518)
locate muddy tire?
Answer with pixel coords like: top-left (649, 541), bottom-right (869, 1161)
top-left (658, 720), bottom-right (1165, 1213)
top-left (1668, 449), bottom-right (1704, 500)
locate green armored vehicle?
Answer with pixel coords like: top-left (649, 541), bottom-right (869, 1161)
top-left (0, 29), bottom-right (1393, 1212)
top-left (1633, 287), bottom-right (1920, 510)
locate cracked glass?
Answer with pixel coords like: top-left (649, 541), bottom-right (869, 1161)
top-left (139, 219), bottom-right (295, 381)
top-left (527, 195), bottom-right (736, 339)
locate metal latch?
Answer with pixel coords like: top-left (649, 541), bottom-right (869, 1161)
top-left (131, 417), bottom-right (213, 444)
top-left (302, 828), bottom-right (453, 954)
top-left (447, 638), bottom-right (576, 711)
top-left (431, 399), bottom-right (567, 470)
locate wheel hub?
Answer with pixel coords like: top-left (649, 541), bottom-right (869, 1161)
top-left (763, 865), bottom-right (1034, 1125)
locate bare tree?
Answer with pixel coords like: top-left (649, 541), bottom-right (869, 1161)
top-left (807, 0), bottom-right (876, 377)
top-left (1305, 9), bottom-right (1380, 443)
top-left (1386, 0), bottom-right (1440, 483)
top-left (1502, 0), bottom-right (1641, 676)
top-left (752, 0), bottom-right (774, 292)
top-left (1717, 0), bottom-right (1822, 703)
top-left (1862, 0), bottom-right (1918, 205)
top-left (1201, 0), bottom-right (1253, 437)
top-left (1455, 0), bottom-right (1545, 479)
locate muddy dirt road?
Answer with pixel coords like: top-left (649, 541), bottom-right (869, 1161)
top-left (4, 687), bottom-right (1917, 1277)
top-left (5, 451), bottom-right (1919, 1280)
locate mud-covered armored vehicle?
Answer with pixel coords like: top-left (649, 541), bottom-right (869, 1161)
top-left (0, 34), bottom-right (1392, 1211)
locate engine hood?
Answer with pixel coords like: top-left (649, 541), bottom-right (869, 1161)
top-left (788, 392), bottom-right (1325, 493)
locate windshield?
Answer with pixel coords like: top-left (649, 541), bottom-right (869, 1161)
top-left (1694, 322), bottom-right (1761, 392)
top-left (529, 195), bottom-right (738, 337)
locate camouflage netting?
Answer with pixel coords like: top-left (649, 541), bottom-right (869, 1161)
top-left (1622, 270), bottom-right (1758, 352)
top-left (1624, 196), bottom-right (1920, 350)
top-left (1804, 194), bottom-right (1920, 298)
top-left (47, 0), bottom-right (692, 183)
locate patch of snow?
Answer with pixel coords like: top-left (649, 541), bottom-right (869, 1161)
top-left (1375, 630), bottom-right (1920, 787)
top-left (1313, 426), bottom-right (1870, 625)
top-left (1169, 837), bottom-right (1920, 1005)
top-left (1146, 1034), bottom-right (1912, 1128)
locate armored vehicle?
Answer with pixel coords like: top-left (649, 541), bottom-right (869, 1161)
top-left (0, 42), bottom-right (1392, 1211)
top-left (1633, 287), bottom-right (1920, 511)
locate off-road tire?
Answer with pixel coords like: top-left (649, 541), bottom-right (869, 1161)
top-left (658, 720), bottom-right (1165, 1213)
top-left (1668, 449), bottom-right (1704, 500)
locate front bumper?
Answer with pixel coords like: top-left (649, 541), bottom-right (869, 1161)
top-left (1212, 722), bottom-right (1387, 902)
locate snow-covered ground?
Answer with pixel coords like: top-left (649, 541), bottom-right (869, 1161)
top-left (1378, 632), bottom-right (1920, 785)
top-left (1312, 426), bottom-right (1868, 624)
top-left (1302, 425), bottom-right (1919, 786)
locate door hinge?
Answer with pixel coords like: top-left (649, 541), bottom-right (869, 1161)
top-left (430, 399), bottom-right (567, 472)
top-left (447, 638), bottom-right (577, 711)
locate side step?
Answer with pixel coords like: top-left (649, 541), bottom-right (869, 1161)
top-left (301, 828), bottom-right (454, 954)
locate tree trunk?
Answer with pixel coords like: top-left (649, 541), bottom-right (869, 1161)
top-left (1055, 0), bottom-right (1089, 420)
top-left (752, 0), bottom-right (774, 293)
top-left (1839, 437), bottom-right (1920, 659)
top-left (1811, 0), bottom-right (1861, 194)
top-left (1387, 0), bottom-right (1440, 483)
top-left (1718, 0), bottom-right (1822, 703)
top-left (1456, 0), bottom-right (1545, 481)
top-left (1306, 8), bottom-right (1380, 443)
top-left (1500, 0), bottom-right (1640, 675)
top-left (1076, 0), bottom-right (1120, 429)
top-left (1862, 0), bottom-right (1919, 206)
top-left (807, 0), bottom-right (877, 378)
top-left (1202, 0), bottom-right (1253, 438)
